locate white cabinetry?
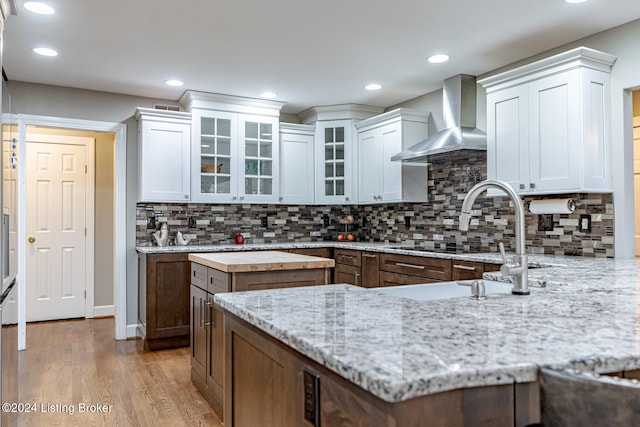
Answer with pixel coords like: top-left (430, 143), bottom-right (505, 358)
top-left (181, 91), bottom-right (284, 203)
top-left (480, 47), bottom-right (616, 195)
top-left (300, 104), bottom-right (382, 205)
top-left (279, 123), bottom-right (315, 204)
top-left (136, 108), bottom-right (192, 202)
top-left (356, 109), bottom-right (429, 203)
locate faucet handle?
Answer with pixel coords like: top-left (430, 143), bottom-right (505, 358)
top-left (498, 242), bottom-right (507, 263)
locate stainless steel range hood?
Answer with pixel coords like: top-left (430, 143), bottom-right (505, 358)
top-left (391, 74), bottom-right (486, 162)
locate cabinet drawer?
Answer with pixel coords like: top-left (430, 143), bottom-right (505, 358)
top-left (334, 249), bottom-right (361, 267)
top-left (334, 264), bottom-right (361, 286)
top-left (451, 261), bottom-right (484, 281)
top-left (208, 268), bottom-right (231, 294)
top-left (380, 271), bottom-right (438, 287)
top-left (379, 254), bottom-right (451, 281)
top-left (191, 263), bottom-right (208, 290)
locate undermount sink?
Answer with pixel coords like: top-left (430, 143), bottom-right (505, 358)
top-left (373, 280), bottom-right (513, 301)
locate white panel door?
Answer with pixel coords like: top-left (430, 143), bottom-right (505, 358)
top-left (279, 129), bottom-right (314, 204)
top-left (380, 122), bottom-right (402, 202)
top-left (487, 85), bottom-right (529, 193)
top-left (528, 70), bottom-right (580, 192)
top-left (358, 128), bottom-right (380, 203)
top-left (26, 140), bottom-right (88, 321)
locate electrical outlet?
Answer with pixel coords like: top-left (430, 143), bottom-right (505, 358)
top-left (261, 216), bottom-right (268, 228)
top-left (323, 215), bottom-right (329, 227)
top-left (188, 216), bottom-right (197, 228)
top-left (580, 214), bottom-right (592, 233)
top-left (537, 214), bottom-right (553, 232)
top-left (303, 369), bottom-right (320, 427)
top-left (404, 217), bottom-right (411, 228)
top-left (146, 216), bottom-right (156, 230)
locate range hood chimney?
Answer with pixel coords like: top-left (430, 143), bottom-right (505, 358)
top-left (391, 74), bottom-right (486, 162)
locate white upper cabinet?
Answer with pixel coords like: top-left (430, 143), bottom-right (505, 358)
top-left (480, 47), bottom-right (616, 195)
top-left (136, 108), bottom-right (192, 202)
top-left (355, 109), bottom-right (429, 204)
top-left (300, 104), bottom-right (383, 205)
top-left (279, 123), bottom-right (315, 204)
top-left (181, 91), bottom-right (284, 203)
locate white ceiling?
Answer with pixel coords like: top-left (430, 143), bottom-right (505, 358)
top-left (4, 0), bottom-right (640, 115)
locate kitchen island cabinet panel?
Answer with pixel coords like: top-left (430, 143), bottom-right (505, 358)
top-left (137, 252), bottom-right (191, 350)
top-left (223, 311), bottom-right (537, 427)
top-left (190, 284), bottom-right (208, 380)
top-left (232, 269), bottom-right (328, 292)
top-left (190, 251), bottom-right (334, 422)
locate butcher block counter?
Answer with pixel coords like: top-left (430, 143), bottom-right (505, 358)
top-left (188, 250), bottom-right (335, 419)
top-left (188, 251), bottom-right (335, 291)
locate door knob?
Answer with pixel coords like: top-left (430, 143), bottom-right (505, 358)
top-left (28, 236), bottom-right (36, 243)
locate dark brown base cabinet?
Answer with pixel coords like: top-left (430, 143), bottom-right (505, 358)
top-left (191, 259), bottom-right (330, 422)
top-left (137, 253), bottom-right (191, 351)
top-left (224, 312), bottom-right (541, 427)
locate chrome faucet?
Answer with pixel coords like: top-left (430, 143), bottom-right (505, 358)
top-left (459, 179), bottom-right (529, 295)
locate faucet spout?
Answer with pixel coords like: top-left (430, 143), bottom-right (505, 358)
top-left (459, 179), bottom-right (529, 295)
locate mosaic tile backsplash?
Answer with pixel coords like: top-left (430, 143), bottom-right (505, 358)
top-left (136, 152), bottom-right (614, 258)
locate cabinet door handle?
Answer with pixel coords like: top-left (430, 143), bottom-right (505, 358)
top-left (395, 262), bottom-right (425, 270)
top-left (339, 254), bottom-right (354, 260)
top-left (529, 183), bottom-right (536, 189)
top-left (205, 300), bottom-right (213, 326)
top-left (184, 194), bottom-right (189, 199)
top-left (519, 183), bottom-right (525, 190)
top-left (362, 254), bottom-right (377, 259)
top-left (453, 264), bottom-right (476, 271)
top-left (199, 299), bottom-right (204, 327)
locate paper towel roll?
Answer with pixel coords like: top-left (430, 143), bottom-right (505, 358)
top-left (528, 198), bottom-right (576, 214)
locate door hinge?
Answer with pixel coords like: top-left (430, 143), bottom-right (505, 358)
top-left (84, 290), bottom-right (86, 299)
top-left (85, 165), bottom-right (88, 174)
top-left (85, 228), bottom-right (87, 236)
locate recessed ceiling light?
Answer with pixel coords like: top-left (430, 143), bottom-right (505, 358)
top-left (33, 47), bottom-right (58, 57)
top-left (164, 79), bottom-right (184, 87)
top-left (365, 83), bottom-right (382, 91)
top-left (24, 1), bottom-right (55, 14)
top-left (260, 92), bottom-right (277, 99)
top-left (565, 0), bottom-right (588, 3)
top-left (427, 54), bottom-right (450, 64)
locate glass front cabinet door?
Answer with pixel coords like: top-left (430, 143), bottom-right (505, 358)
top-left (315, 120), bottom-right (355, 204)
top-left (192, 110), bottom-right (238, 202)
top-left (239, 115), bottom-right (279, 203)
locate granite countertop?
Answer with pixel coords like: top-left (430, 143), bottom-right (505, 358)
top-left (137, 241), bottom-right (561, 267)
top-left (214, 255), bottom-right (640, 403)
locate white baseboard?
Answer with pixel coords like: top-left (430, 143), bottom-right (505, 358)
top-left (93, 305), bottom-right (115, 318)
top-left (126, 324), bottom-right (139, 339)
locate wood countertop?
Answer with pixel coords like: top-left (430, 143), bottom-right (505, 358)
top-left (188, 250), bottom-right (335, 273)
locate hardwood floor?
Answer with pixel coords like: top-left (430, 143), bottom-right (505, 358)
top-left (17, 318), bottom-right (221, 426)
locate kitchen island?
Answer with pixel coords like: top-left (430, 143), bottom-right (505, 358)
top-left (215, 256), bottom-right (640, 426)
top-left (188, 250), bottom-right (335, 420)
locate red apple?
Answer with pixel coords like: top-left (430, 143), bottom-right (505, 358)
top-left (337, 234), bottom-right (345, 241)
top-left (347, 234), bottom-right (355, 241)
